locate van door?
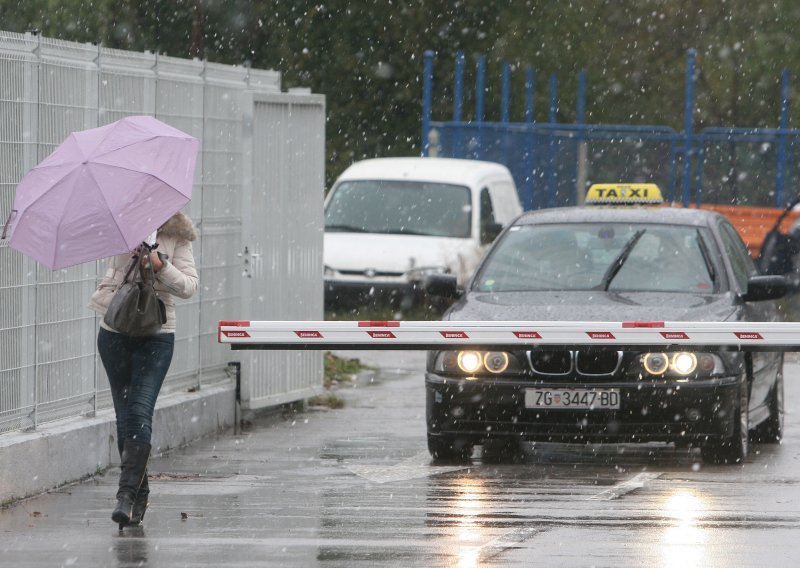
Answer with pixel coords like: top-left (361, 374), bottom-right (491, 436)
top-left (487, 179), bottom-right (523, 223)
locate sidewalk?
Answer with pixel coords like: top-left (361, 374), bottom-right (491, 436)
top-left (0, 351), bottom-right (441, 567)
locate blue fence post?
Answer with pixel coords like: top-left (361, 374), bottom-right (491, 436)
top-left (681, 48), bottom-right (696, 207)
top-left (777, 69), bottom-right (790, 207)
top-left (546, 73), bottom-right (558, 207)
top-left (501, 61), bottom-right (512, 169)
top-left (524, 67), bottom-right (536, 210)
top-left (422, 50), bottom-right (434, 157)
top-left (475, 55), bottom-right (486, 160)
top-left (452, 50), bottom-right (465, 158)
top-left (501, 61), bottom-right (511, 123)
top-left (576, 70), bottom-right (587, 205)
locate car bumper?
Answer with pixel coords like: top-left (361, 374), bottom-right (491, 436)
top-left (425, 373), bottom-right (742, 445)
top-left (324, 279), bottom-right (419, 306)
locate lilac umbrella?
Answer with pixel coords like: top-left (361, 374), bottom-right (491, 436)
top-left (2, 115), bottom-right (199, 269)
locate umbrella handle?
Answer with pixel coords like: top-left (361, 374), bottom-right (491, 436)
top-left (1, 210), bottom-right (16, 240)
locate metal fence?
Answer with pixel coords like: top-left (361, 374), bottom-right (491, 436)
top-left (422, 50), bottom-right (800, 210)
top-left (0, 32), bottom-right (325, 435)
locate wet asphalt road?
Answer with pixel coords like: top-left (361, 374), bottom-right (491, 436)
top-left (1, 351), bottom-right (800, 567)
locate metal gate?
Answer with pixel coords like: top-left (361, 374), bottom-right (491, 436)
top-left (238, 91), bottom-right (326, 410)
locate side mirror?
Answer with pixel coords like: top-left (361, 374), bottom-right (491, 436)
top-left (742, 275), bottom-right (788, 302)
top-left (480, 222), bottom-right (503, 245)
top-left (424, 273), bottom-right (460, 299)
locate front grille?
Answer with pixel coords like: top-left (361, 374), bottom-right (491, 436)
top-left (528, 351), bottom-right (572, 375)
top-left (575, 350), bottom-right (623, 376)
top-left (527, 350), bottom-right (623, 377)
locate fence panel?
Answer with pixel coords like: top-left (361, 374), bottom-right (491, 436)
top-left (0, 32), bottom-right (324, 435)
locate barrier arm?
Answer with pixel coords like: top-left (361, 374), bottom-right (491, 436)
top-left (219, 320), bottom-right (800, 352)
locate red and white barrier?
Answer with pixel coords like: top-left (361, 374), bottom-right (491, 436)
top-left (218, 320), bottom-right (800, 351)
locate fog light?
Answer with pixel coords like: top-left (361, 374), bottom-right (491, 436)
top-left (671, 352), bottom-right (697, 375)
top-left (643, 352), bottom-right (669, 375)
top-left (483, 352), bottom-right (509, 373)
top-left (457, 351), bottom-right (483, 373)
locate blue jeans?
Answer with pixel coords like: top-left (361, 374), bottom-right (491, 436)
top-left (98, 328), bottom-right (175, 453)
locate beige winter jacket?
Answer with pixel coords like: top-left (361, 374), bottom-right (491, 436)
top-left (88, 212), bottom-right (199, 333)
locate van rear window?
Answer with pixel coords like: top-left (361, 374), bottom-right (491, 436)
top-left (325, 180), bottom-right (472, 238)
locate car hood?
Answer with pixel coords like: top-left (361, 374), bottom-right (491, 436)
top-left (446, 290), bottom-right (740, 322)
top-left (324, 232), bottom-right (483, 280)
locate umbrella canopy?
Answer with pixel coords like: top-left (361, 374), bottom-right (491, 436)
top-left (2, 115), bottom-right (199, 269)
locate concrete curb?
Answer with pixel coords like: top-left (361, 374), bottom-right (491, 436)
top-left (0, 381), bottom-right (236, 504)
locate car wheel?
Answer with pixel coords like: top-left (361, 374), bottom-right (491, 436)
top-left (427, 434), bottom-right (473, 463)
top-left (481, 438), bottom-right (524, 464)
top-left (753, 366), bottom-right (784, 444)
top-left (701, 382), bottom-right (749, 465)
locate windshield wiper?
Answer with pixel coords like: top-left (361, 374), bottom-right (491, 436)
top-left (325, 224), bottom-right (368, 233)
top-left (695, 229), bottom-right (717, 285)
top-left (599, 229), bottom-right (646, 291)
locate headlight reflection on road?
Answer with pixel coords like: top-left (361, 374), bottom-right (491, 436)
top-left (660, 489), bottom-right (709, 568)
top-left (451, 476), bottom-right (489, 568)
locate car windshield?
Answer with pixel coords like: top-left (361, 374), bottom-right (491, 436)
top-left (325, 180), bottom-right (472, 238)
top-left (475, 222), bottom-right (717, 293)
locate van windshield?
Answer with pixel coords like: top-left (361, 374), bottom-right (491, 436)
top-left (325, 180), bottom-right (472, 238)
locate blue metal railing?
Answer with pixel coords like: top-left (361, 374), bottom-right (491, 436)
top-left (422, 49), bottom-right (796, 210)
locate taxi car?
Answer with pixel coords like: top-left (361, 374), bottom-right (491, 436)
top-left (424, 184), bottom-right (787, 464)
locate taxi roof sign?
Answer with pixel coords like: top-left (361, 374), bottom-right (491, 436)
top-left (585, 183), bottom-right (664, 205)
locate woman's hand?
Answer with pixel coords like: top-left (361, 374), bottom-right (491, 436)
top-left (137, 246), bottom-right (164, 272)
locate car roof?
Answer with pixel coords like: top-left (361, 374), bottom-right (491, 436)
top-left (513, 205), bottom-right (724, 228)
top-left (336, 157), bottom-right (512, 187)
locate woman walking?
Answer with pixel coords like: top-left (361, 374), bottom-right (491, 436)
top-left (88, 211), bottom-right (198, 528)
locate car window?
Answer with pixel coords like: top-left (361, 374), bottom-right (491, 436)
top-left (718, 220), bottom-right (757, 291)
top-left (474, 222), bottom-right (717, 293)
top-left (325, 180), bottom-right (472, 238)
top-left (479, 187), bottom-right (496, 242)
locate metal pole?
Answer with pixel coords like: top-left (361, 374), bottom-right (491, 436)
top-left (777, 69), bottom-right (790, 207)
top-left (475, 55), bottom-right (486, 159)
top-left (452, 50), bottom-right (465, 158)
top-left (547, 73), bottom-right (557, 208)
top-left (682, 48), bottom-right (696, 207)
top-left (453, 51), bottom-right (465, 121)
top-left (524, 67), bottom-right (536, 210)
top-left (576, 71), bottom-right (587, 206)
top-left (422, 50), bottom-right (433, 157)
top-left (501, 61), bottom-right (511, 123)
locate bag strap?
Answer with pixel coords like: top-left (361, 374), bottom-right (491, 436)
top-left (121, 254), bottom-right (140, 283)
top-left (137, 251), bottom-right (158, 285)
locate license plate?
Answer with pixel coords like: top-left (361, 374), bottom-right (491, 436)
top-left (525, 388), bottom-right (620, 410)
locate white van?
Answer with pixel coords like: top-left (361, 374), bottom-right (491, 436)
top-left (323, 157), bottom-right (523, 308)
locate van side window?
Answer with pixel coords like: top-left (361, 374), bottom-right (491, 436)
top-left (480, 187), bottom-right (498, 244)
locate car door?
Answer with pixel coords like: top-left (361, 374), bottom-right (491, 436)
top-left (718, 220), bottom-right (780, 411)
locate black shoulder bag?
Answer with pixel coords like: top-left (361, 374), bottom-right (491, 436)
top-left (103, 252), bottom-right (167, 336)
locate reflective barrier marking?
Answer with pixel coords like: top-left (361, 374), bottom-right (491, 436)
top-left (219, 320), bottom-right (800, 351)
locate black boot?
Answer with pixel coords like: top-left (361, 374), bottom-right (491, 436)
top-left (112, 439), bottom-right (151, 529)
top-left (129, 471), bottom-right (149, 525)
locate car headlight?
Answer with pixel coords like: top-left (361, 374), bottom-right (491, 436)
top-left (637, 352), bottom-right (723, 379)
top-left (433, 350), bottom-right (523, 376)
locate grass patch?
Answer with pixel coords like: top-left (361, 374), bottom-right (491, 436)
top-left (323, 351), bottom-right (368, 387)
top-left (307, 393), bottom-right (345, 409)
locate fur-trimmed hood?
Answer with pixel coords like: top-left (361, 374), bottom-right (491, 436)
top-left (158, 211), bottom-right (197, 242)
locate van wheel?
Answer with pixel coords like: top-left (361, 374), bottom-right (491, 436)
top-left (428, 434), bottom-right (473, 463)
top-left (702, 384), bottom-right (749, 464)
